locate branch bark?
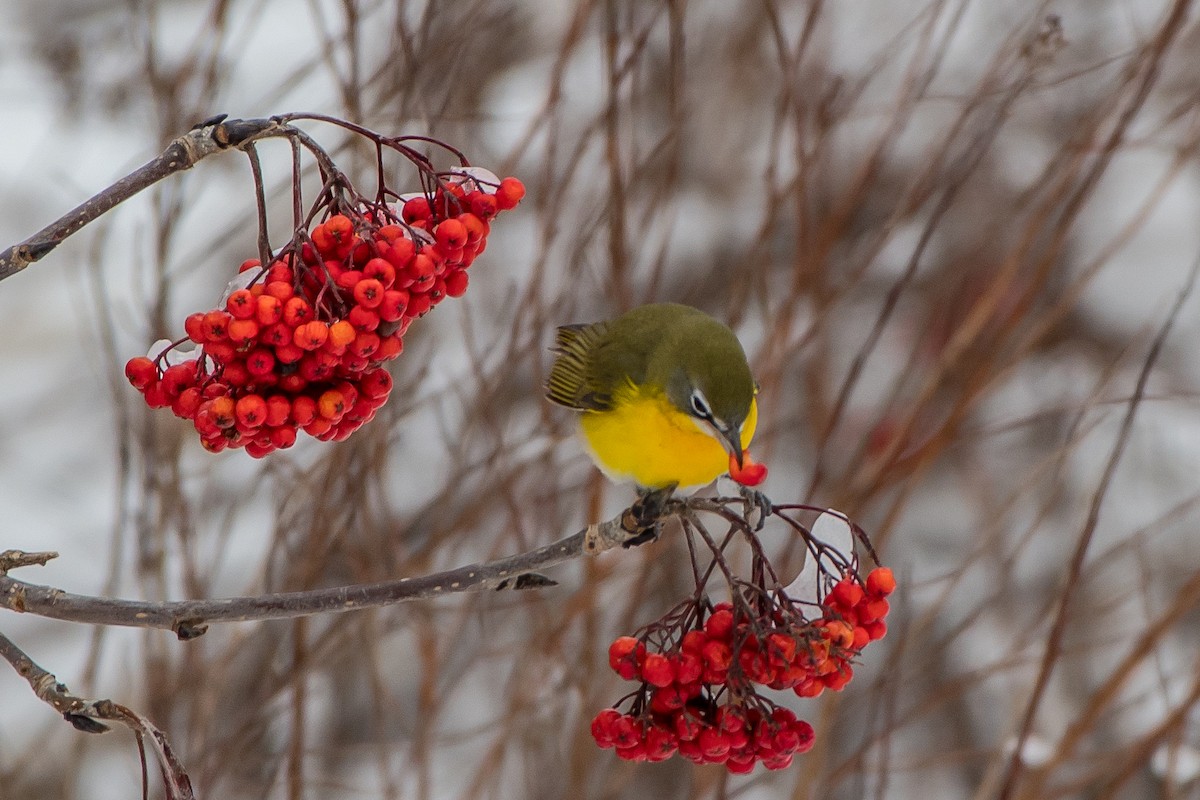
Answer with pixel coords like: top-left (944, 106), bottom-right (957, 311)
top-left (0, 503), bottom-right (661, 639)
top-left (0, 115), bottom-right (290, 283)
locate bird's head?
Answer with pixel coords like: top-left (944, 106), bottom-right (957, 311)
top-left (650, 320), bottom-right (756, 467)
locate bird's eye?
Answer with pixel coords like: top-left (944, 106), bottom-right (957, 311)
top-left (690, 390), bottom-right (712, 419)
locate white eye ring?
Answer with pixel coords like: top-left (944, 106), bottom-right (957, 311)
top-left (690, 390), bottom-right (712, 419)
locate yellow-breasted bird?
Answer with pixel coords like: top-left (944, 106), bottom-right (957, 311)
top-left (546, 303), bottom-right (759, 493)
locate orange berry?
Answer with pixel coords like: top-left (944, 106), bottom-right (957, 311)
top-left (293, 320), bottom-right (330, 351)
top-left (235, 394), bottom-right (267, 428)
top-left (317, 389), bottom-right (347, 420)
top-left (203, 310), bottom-right (232, 342)
top-left (282, 297), bottom-right (313, 327)
top-left (209, 396), bottom-right (236, 428)
top-left (226, 289), bottom-right (256, 319)
top-left (227, 318), bottom-right (259, 345)
top-left (328, 319), bottom-right (357, 348)
top-left (866, 567), bottom-right (896, 597)
top-left (265, 395), bottom-right (291, 427)
top-left (256, 295), bottom-right (283, 326)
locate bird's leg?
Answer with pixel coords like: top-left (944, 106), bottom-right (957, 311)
top-left (739, 486), bottom-right (772, 531)
top-left (621, 484), bottom-right (678, 547)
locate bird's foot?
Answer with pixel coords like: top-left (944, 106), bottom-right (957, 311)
top-left (621, 484), bottom-right (678, 547)
top-left (739, 486), bottom-right (772, 531)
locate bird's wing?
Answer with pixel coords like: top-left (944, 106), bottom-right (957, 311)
top-left (545, 321), bottom-right (614, 411)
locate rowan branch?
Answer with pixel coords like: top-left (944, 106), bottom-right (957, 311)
top-left (0, 501), bottom-right (666, 640)
top-left (0, 114), bottom-right (291, 283)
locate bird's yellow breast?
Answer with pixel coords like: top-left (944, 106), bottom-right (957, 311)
top-left (579, 383), bottom-right (757, 491)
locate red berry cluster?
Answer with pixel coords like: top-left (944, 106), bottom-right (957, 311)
top-left (591, 566), bottom-right (896, 771)
top-left (124, 173), bottom-right (526, 457)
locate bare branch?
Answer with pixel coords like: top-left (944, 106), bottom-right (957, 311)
top-left (0, 115), bottom-right (292, 283)
top-left (0, 630), bottom-right (195, 799)
top-left (0, 501), bottom-right (664, 639)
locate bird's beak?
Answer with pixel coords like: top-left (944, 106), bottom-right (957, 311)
top-left (716, 424), bottom-right (744, 468)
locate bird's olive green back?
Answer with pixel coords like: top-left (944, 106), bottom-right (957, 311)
top-left (545, 303), bottom-right (754, 429)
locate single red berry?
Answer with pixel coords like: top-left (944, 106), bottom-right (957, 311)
top-left (381, 236), bottom-right (415, 271)
top-left (238, 258), bottom-right (261, 273)
top-left (402, 196), bottom-right (432, 222)
top-left (407, 292), bottom-right (433, 317)
top-left (160, 362), bottom-right (198, 397)
top-left (335, 269), bottom-right (363, 291)
top-left (608, 637), bottom-right (645, 680)
top-left (590, 708), bottom-right (622, 749)
top-left (469, 193), bottom-right (498, 219)
top-left (494, 176), bottom-right (526, 209)
top-left (378, 289), bottom-right (410, 322)
top-left (705, 608), bottom-right (734, 641)
top-left (226, 289), bottom-right (256, 320)
top-left (227, 318), bottom-right (259, 345)
top-left (291, 396), bottom-right (317, 426)
top-left (828, 579), bottom-right (865, 609)
top-left (360, 367), bottom-right (393, 399)
top-left (245, 348), bottom-right (276, 377)
top-left (264, 280), bottom-right (294, 301)
top-left (235, 394), bottom-right (267, 428)
top-left (674, 651), bottom-right (703, 685)
top-left (434, 219), bottom-right (468, 250)
top-left (274, 342), bottom-right (306, 365)
top-left (124, 357), bottom-right (158, 390)
top-left (354, 278), bottom-right (385, 308)
top-left (265, 259), bottom-right (294, 284)
top-left (444, 269), bottom-right (469, 297)
top-left (377, 334), bottom-right (404, 360)
top-left (350, 331), bottom-right (381, 359)
top-left (348, 305), bottom-right (380, 332)
top-left (256, 295), bottom-right (283, 326)
top-left (183, 313), bottom-right (207, 343)
top-left (203, 310), bottom-right (232, 342)
top-left (282, 297), bottom-right (313, 327)
top-left (866, 567), bottom-right (896, 597)
top-left (641, 652), bottom-right (675, 688)
top-left (303, 416), bottom-right (333, 437)
top-left (269, 425), bottom-right (297, 449)
top-left (362, 258), bottom-right (396, 289)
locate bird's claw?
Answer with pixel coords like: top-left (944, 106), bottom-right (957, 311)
top-left (621, 484), bottom-right (678, 547)
top-left (739, 486), bottom-right (772, 531)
